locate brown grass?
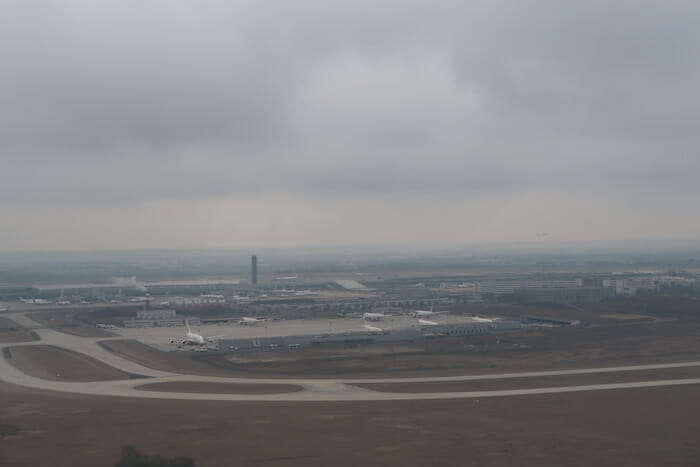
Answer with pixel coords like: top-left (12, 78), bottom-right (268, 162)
top-left (1, 381), bottom-right (699, 466)
top-left (27, 310), bottom-right (115, 337)
top-left (98, 339), bottom-right (244, 377)
top-left (0, 317), bottom-right (38, 343)
top-left (352, 366), bottom-right (700, 393)
top-left (5, 345), bottom-right (136, 381)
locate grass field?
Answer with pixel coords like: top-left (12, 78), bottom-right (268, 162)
top-left (28, 310), bottom-right (115, 337)
top-left (5, 345), bottom-right (137, 381)
top-left (1, 381), bottom-right (699, 466)
top-left (0, 317), bottom-right (38, 343)
top-left (352, 366), bottom-right (700, 392)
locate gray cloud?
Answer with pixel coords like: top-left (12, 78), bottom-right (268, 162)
top-left (1, 0), bottom-right (699, 208)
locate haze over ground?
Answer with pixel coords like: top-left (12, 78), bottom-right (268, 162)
top-left (2, 1), bottom-right (699, 251)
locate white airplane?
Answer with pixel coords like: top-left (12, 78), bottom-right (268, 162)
top-left (170, 320), bottom-right (219, 346)
top-left (411, 306), bottom-right (447, 318)
top-left (19, 297), bottom-right (50, 305)
top-left (415, 315), bottom-right (439, 326)
top-left (362, 317), bottom-right (385, 333)
top-left (237, 316), bottom-right (272, 326)
top-left (470, 314), bottom-right (494, 323)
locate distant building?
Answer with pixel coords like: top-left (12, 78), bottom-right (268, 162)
top-left (124, 309), bottom-right (200, 328)
top-left (517, 286), bottom-right (614, 304)
top-left (137, 309), bottom-right (176, 320)
top-left (478, 278), bottom-right (583, 296)
top-left (602, 278), bottom-right (657, 296)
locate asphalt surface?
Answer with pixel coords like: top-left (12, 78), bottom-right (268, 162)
top-left (2, 312), bottom-right (700, 401)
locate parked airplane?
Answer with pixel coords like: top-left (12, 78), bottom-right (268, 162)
top-left (19, 297), bottom-right (50, 305)
top-left (237, 316), bottom-right (272, 326)
top-left (415, 316), bottom-right (439, 326)
top-left (170, 320), bottom-right (219, 346)
top-left (412, 306), bottom-right (447, 318)
top-left (469, 314), bottom-right (494, 323)
top-left (362, 317), bottom-right (385, 333)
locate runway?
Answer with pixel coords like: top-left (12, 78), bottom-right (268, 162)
top-left (2, 312), bottom-right (700, 401)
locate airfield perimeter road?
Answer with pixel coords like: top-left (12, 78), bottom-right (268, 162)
top-left (2, 312), bottom-right (700, 402)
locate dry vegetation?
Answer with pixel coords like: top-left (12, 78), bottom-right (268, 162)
top-left (0, 317), bottom-right (38, 343)
top-left (5, 345), bottom-right (137, 381)
top-left (99, 340), bottom-right (246, 377)
top-left (27, 310), bottom-right (115, 337)
top-left (1, 381), bottom-right (699, 466)
top-left (352, 366), bottom-right (700, 393)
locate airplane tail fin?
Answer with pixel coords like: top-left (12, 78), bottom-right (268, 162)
top-left (185, 319), bottom-right (191, 333)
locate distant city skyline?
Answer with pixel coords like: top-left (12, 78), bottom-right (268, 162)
top-left (2, 1), bottom-right (699, 251)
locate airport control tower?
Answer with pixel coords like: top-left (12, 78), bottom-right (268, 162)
top-left (251, 254), bottom-right (258, 285)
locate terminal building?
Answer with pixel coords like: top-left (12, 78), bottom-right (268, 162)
top-left (217, 320), bottom-right (521, 352)
top-left (123, 309), bottom-right (201, 328)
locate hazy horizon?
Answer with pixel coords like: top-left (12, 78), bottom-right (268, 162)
top-left (2, 236), bottom-right (700, 255)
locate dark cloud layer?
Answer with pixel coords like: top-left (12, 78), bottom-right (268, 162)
top-left (1, 0), bottom-right (699, 206)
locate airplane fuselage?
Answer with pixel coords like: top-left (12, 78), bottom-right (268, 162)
top-left (417, 317), bottom-right (439, 326)
top-left (471, 316), bottom-right (493, 323)
top-left (185, 331), bottom-right (205, 345)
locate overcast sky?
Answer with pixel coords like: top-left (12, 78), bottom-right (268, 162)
top-left (2, 0), bottom-right (699, 251)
